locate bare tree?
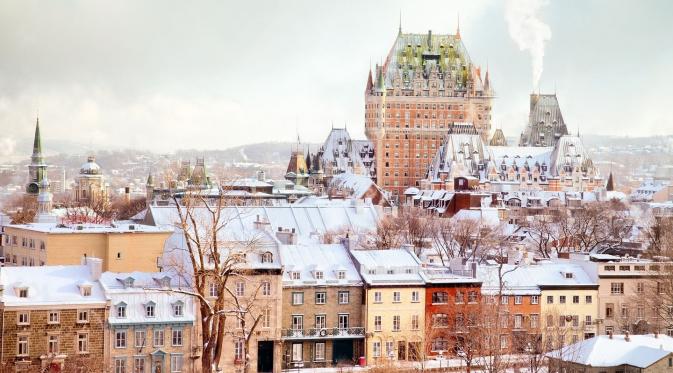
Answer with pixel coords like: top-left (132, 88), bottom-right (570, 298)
top-left (166, 191), bottom-right (268, 373)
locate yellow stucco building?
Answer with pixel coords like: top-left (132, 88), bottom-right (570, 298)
top-left (1, 222), bottom-right (171, 272)
top-left (350, 249), bottom-right (426, 366)
top-left (537, 263), bottom-right (599, 348)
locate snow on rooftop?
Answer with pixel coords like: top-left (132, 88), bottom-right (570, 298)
top-left (350, 249), bottom-right (425, 286)
top-left (279, 244), bottom-right (362, 287)
top-left (548, 334), bottom-right (673, 368)
top-left (7, 222), bottom-right (170, 234)
top-left (0, 264), bottom-right (107, 307)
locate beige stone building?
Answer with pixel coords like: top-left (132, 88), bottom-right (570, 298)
top-left (100, 271), bottom-right (200, 373)
top-left (279, 244), bottom-right (365, 369)
top-left (0, 258), bottom-right (109, 372)
top-left (1, 222), bottom-right (171, 272)
top-left (73, 156), bottom-right (109, 206)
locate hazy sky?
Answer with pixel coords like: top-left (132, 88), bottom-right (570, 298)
top-left (1, 0), bottom-right (672, 155)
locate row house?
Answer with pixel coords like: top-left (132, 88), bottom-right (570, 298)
top-left (99, 271), bottom-right (200, 373)
top-left (279, 244), bottom-right (364, 369)
top-left (478, 264), bottom-right (543, 353)
top-left (350, 248), bottom-right (426, 366)
top-left (422, 266), bottom-right (482, 358)
top-left (0, 258), bottom-right (108, 372)
top-left (564, 253), bottom-right (673, 336)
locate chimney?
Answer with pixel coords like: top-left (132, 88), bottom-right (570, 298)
top-left (124, 186), bottom-right (131, 203)
top-left (86, 257), bottom-right (103, 280)
top-left (275, 227), bottom-right (297, 245)
top-left (471, 262), bottom-right (477, 279)
top-left (608, 331), bottom-right (613, 339)
top-left (624, 331), bottom-right (630, 342)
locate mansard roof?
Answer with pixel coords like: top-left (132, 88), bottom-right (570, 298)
top-left (520, 93), bottom-right (569, 147)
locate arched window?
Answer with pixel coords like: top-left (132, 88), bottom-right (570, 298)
top-left (260, 252), bottom-right (273, 263)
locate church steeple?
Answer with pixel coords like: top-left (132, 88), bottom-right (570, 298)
top-left (26, 117), bottom-right (47, 196)
top-left (32, 117), bottom-right (43, 163)
top-left (455, 13), bottom-right (461, 40)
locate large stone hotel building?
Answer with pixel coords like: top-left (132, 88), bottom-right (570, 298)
top-left (365, 26), bottom-right (493, 196)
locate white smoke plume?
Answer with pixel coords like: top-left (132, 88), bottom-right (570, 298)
top-left (505, 0), bottom-right (552, 90)
top-left (0, 137), bottom-right (16, 157)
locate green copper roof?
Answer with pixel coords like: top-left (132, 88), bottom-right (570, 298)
top-left (33, 117), bottom-right (42, 155)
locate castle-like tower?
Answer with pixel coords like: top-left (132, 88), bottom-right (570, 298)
top-left (519, 93), bottom-right (569, 147)
top-left (365, 25), bottom-right (493, 196)
top-left (26, 118), bottom-right (47, 198)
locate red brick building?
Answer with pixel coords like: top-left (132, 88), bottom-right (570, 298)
top-left (365, 27), bottom-right (493, 197)
top-left (422, 268), bottom-right (482, 358)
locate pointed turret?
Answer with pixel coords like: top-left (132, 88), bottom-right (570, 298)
top-left (606, 172), bottom-right (615, 191)
top-left (32, 117), bottom-right (42, 160)
top-left (366, 68), bottom-right (373, 93)
top-left (484, 65), bottom-right (491, 92)
top-left (455, 14), bottom-right (461, 40)
top-left (398, 11), bottom-right (402, 35)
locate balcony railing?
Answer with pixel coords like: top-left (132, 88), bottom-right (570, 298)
top-left (281, 327), bottom-right (365, 340)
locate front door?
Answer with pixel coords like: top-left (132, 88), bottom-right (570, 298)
top-left (257, 341), bottom-right (274, 373)
top-left (333, 340), bottom-right (353, 364)
top-left (153, 359), bottom-right (163, 373)
top-left (397, 341), bottom-right (406, 360)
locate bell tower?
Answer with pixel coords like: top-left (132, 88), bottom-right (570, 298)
top-left (26, 117), bottom-right (47, 198)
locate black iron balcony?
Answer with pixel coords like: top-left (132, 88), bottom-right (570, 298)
top-left (281, 327), bottom-right (365, 340)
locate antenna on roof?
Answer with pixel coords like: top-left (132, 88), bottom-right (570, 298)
top-left (398, 10), bottom-right (402, 35)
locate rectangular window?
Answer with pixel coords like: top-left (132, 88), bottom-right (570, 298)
top-left (292, 292), bottom-right (304, 305)
top-left (559, 296), bottom-right (566, 304)
top-left (78, 333), bottom-right (88, 353)
top-left (386, 341), bottom-right (394, 357)
top-left (48, 335), bottom-right (59, 354)
top-left (374, 291), bottom-right (382, 303)
top-left (78, 309), bottom-right (89, 323)
top-left (117, 305), bottom-right (127, 318)
top-left (393, 291), bottom-right (401, 303)
top-left (514, 295), bottom-right (522, 305)
top-left (116, 330), bottom-right (127, 348)
top-left (315, 292), bottom-right (326, 305)
top-left (134, 357), bottom-right (146, 373)
top-left (411, 291), bottom-right (420, 302)
top-left (314, 342), bottom-right (326, 361)
top-left (531, 314), bottom-right (539, 328)
top-left (514, 314), bottom-right (523, 329)
top-left (501, 295), bottom-right (509, 304)
top-left (411, 314), bottom-right (419, 330)
top-left (611, 283), bottom-right (624, 294)
top-left (145, 304), bottom-right (155, 317)
top-left (636, 282), bottom-right (644, 294)
top-left (153, 329), bottom-right (164, 346)
top-left (585, 295), bottom-right (593, 304)
top-left (173, 303), bottom-right (183, 317)
top-left (547, 314), bottom-right (554, 327)
top-left (531, 295), bottom-right (539, 304)
top-left (585, 315), bottom-right (592, 325)
top-left (115, 359), bottom-right (126, 373)
top-left (209, 283), bottom-right (218, 297)
top-left (135, 330), bottom-right (146, 348)
top-left (292, 315), bottom-right (303, 330)
top-left (315, 314), bottom-right (326, 329)
top-left (172, 329), bottom-right (182, 346)
top-left (393, 315), bottom-right (401, 331)
top-left (47, 311), bottom-right (60, 324)
top-left (235, 281), bottom-right (245, 297)
top-left (262, 308), bottom-right (271, 328)
top-left (373, 341), bottom-right (381, 357)
top-left (338, 291), bottom-right (349, 304)
top-left (234, 339), bottom-right (244, 361)
top-left (291, 343), bottom-right (303, 362)
top-left (374, 316), bottom-right (382, 331)
top-left (606, 303), bottom-right (614, 319)
top-left (262, 281), bottom-right (271, 296)
top-left (455, 291), bottom-right (464, 303)
top-left (170, 355), bottom-right (183, 373)
top-left (573, 296), bottom-right (580, 304)
top-left (17, 312), bottom-right (29, 325)
top-left (17, 335), bottom-right (28, 356)
top-left (500, 335), bottom-right (508, 349)
top-left (338, 314), bottom-right (349, 329)
top-left (468, 291), bottom-right (478, 303)
top-left (547, 296), bottom-right (553, 304)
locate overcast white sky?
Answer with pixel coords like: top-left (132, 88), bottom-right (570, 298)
top-left (0, 0), bottom-right (671, 155)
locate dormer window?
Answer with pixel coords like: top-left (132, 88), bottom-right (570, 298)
top-left (173, 301), bottom-right (184, 317)
top-left (291, 272), bottom-right (301, 280)
top-left (80, 284), bottom-right (92, 297)
top-left (145, 302), bottom-right (156, 318)
top-left (122, 277), bottom-right (135, 288)
top-left (564, 272), bottom-right (573, 279)
top-left (337, 271), bottom-right (346, 280)
top-left (387, 269), bottom-right (394, 275)
top-left (17, 288), bottom-right (28, 298)
top-left (314, 271), bottom-right (324, 280)
top-left (116, 302), bottom-right (127, 318)
top-left (156, 276), bottom-right (171, 288)
top-left (260, 252), bottom-right (273, 263)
